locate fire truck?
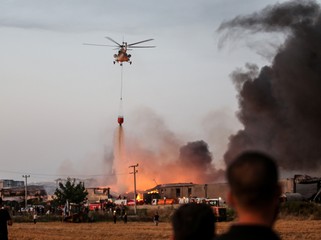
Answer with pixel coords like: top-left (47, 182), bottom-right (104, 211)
top-left (205, 198), bottom-right (227, 221)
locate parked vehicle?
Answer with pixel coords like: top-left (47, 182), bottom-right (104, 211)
top-left (205, 198), bottom-right (227, 221)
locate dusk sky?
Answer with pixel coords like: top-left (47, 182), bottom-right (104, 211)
top-left (0, 0), bottom-right (307, 184)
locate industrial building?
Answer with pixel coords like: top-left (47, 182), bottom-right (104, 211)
top-left (0, 179), bottom-right (24, 188)
top-left (145, 182), bottom-right (228, 200)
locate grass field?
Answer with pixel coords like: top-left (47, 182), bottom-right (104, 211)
top-left (8, 219), bottom-right (321, 240)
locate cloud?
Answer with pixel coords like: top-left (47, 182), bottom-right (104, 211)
top-left (0, 0), bottom-right (225, 32)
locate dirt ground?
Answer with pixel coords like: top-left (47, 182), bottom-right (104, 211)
top-left (9, 219), bottom-right (321, 240)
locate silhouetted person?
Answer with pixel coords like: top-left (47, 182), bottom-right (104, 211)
top-left (0, 198), bottom-right (12, 240)
top-left (113, 210), bottom-right (117, 224)
top-left (123, 212), bottom-right (127, 223)
top-left (153, 212), bottom-right (159, 226)
top-left (33, 212), bottom-right (37, 224)
top-left (172, 203), bottom-right (215, 240)
top-left (216, 151), bottom-right (281, 240)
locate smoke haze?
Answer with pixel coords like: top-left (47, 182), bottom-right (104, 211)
top-left (218, 0), bottom-right (321, 171)
top-left (107, 107), bottom-right (225, 192)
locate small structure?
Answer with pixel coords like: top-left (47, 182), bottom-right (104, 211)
top-left (0, 185), bottom-right (47, 203)
top-left (294, 175), bottom-right (321, 202)
top-left (86, 187), bottom-right (110, 202)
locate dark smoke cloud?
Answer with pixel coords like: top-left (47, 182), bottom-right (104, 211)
top-left (179, 140), bottom-right (212, 170)
top-left (218, 0), bottom-right (320, 33)
top-left (179, 140), bottom-right (225, 182)
top-left (218, 0), bottom-right (321, 171)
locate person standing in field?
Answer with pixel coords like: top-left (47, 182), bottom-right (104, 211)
top-left (123, 212), bottom-right (127, 223)
top-left (171, 203), bottom-right (216, 240)
top-left (113, 210), bottom-right (117, 224)
top-left (33, 212), bottom-right (37, 224)
top-left (153, 211), bottom-right (159, 226)
top-left (216, 151), bottom-right (281, 240)
top-left (0, 198), bottom-right (12, 240)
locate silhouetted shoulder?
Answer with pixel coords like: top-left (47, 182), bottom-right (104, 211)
top-left (215, 225), bottom-right (280, 240)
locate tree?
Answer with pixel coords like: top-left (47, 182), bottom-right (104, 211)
top-left (54, 178), bottom-right (88, 205)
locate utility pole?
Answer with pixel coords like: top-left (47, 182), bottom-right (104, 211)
top-left (129, 164), bottom-right (138, 215)
top-left (22, 175), bottom-right (30, 209)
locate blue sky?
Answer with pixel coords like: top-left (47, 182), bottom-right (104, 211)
top-left (0, 0), bottom-right (301, 183)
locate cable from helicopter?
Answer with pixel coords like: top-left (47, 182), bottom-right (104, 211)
top-left (117, 65), bottom-right (124, 126)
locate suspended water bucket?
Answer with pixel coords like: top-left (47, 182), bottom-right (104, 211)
top-left (118, 116), bottom-right (124, 125)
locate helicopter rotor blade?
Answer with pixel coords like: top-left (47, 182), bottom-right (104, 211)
top-left (105, 36), bottom-right (122, 47)
top-left (83, 43), bottom-right (118, 47)
top-left (128, 39), bottom-right (154, 46)
top-left (128, 46), bottom-right (156, 48)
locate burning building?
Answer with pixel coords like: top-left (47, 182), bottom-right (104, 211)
top-left (145, 182), bottom-right (229, 202)
top-left (86, 187), bottom-right (111, 203)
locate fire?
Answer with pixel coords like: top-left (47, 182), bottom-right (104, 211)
top-left (136, 193), bottom-right (143, 200)
top-left (148, 190), bottom-right (159, 194)
top-left (110, 115), bottom-right (223, 194)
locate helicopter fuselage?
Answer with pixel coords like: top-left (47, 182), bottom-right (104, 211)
top-left (113, 47), bottom-right (132, 65)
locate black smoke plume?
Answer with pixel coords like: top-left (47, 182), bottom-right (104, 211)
top-left (179, 140), bottom-right (212, 170)
top-left (218, 0), bottom-right (321, 171)
top-left (179, 140), bottom-right (224, 182)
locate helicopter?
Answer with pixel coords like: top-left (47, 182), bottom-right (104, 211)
top-left (84, 37), bottom-right (155, 66)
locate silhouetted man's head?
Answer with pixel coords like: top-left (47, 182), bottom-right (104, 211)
top-left (227, 151), bottom-right (280, 210)
top-left (172, 203), bottom-right (215, 240)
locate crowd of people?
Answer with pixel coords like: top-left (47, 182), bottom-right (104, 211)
top-left (0, 151), bottom-right (282, 240)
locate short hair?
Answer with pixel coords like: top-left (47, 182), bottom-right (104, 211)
top-left (227, 151), bottom-right (279, 209)
top-left (172, 203), bottom-right (215, 240)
